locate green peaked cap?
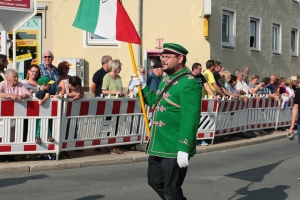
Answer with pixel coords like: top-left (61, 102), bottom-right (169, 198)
top-left (162, 43), bottom-right (188, 56)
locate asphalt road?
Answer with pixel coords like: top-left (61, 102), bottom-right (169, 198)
top-left (1, 138), bottom-right (300, 200)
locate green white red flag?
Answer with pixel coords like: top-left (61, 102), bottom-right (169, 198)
top-left (73, 0), bottom-right (141, 45)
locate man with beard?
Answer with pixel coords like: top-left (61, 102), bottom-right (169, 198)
top-left (132, 43), bottom-right (201, 200)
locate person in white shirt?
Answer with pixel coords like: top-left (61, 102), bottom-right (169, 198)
top-left (286, 78), bottom-right (295, 97)
top-left (235, 71), bottom-right (261, 136)
top-left (21, 64), bottom-right (41, 93)
top-left (235, 70), bottom-right (250, 95)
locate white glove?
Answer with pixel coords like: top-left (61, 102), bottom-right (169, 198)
top-left (132, 74), bottom-right (146, 89)
top-left (177, 151), bottom-right (189, 168)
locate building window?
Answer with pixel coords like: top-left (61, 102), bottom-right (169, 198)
top-left (250, 16), bottom-right (261, 51)
top-left (221, 8), bottom-right (236, 48)
top-left (291, 28), bottom-right (299, 56)
top-left (272, 23), bottom-right (281, 54)
top-left (85, 32), bottom-right (119, 46)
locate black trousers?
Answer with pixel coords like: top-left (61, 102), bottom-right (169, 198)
top-left (147, 155), bottom-right (187, 200)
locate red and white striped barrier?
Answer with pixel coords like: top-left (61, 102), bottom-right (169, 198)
top-left (246, 97), bottom-right (280, 131)
top-left (197, 98), bottom-right (218, 141)
top-left (59, 97), bottom-right (144, 152)
top-left (0, 99), bottom-right (62, 156)
top-left (215, 98), bottom-right (247, 136)
top-left (277, 97), bottom-right (294, 128)
top-left (0, 95), bottom-right (296, 159)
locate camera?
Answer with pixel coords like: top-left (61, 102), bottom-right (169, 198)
top-left (287, 132), bottom-right (295, 140)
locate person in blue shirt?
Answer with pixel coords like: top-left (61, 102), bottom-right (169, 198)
top-left (146, 62), bottom-right (163, 92)
top-left (269, 74), bottom-right (277, 94)
top-left (39, 51), bottom-right (60, 95)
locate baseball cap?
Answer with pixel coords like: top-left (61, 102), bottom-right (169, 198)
top-left (38, 76), bottom-right (55, 85)
top-left (152, 62), bottom-right (162, 69)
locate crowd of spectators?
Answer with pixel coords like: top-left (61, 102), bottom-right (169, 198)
top-left (0, 51), bottom-right (83, 162)
top-left (1, 51), bottom-right (300, 160)
top-left (199, 60), bottom-right (300, 141)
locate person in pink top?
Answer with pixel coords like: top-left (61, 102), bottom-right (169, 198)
top-left (0, 69), bottom-right (32, 100)
top-left (278, 77), bottom-right (289, 95)
top-left (0, 69), bottom-right (32, 162)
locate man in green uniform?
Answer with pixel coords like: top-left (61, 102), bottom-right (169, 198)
top-left (133, 43), bottom-right (201, 200)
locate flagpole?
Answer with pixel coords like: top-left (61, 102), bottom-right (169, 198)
top-left (128, 43), bottom-right (151, 136)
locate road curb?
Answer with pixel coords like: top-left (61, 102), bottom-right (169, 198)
top-left (0, 131), bottom-right (289, 174)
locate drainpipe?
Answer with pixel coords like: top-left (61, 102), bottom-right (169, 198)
top-left (137, 0), bottom-right (143, 66)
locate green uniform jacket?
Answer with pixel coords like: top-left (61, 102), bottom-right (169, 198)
top-left (141, 67), bottom-right (201, 158)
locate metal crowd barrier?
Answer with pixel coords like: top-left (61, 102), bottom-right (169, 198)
top-left (246, 96), bottom-right (280, 131)
top-left (59, 96), bottom-right (144, 153)
top-left (0, 98), bottom-right (62, 157)
top-left (215, 97), bottom-right (247, 136)
top-left (277, 97), bottom-right (294, 128)
top-left (197, 98), bottom-right (218, 142)
top-left (0, 95), bottom-right (294, 160)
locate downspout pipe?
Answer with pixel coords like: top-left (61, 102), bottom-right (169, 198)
top-left (137, 0), bottom-right (143, 66)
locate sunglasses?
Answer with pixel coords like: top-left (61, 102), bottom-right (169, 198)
top-left (44, 56), bottom-right (52, 58)
top-left (64, 68), bottom-right (70, 70)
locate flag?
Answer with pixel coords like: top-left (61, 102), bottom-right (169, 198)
top-left (72, 0), bottom-right (141, 45)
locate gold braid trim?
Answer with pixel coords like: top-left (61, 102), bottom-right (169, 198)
top-left (163, 97), bottom-right (180, 108)
top-left (178, 139), bottom-right (194, 147)
top-left (143, 90), bottom-right (151, 99)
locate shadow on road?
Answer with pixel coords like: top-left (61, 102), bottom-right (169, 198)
top-left (233, 184), bottom-right (289, 200)
top-left (225, 161), bottom-right (290, 200)
top-left (0, 174), bottom-right (48, 188)
top-left (75, 195), bottom-right (105, 200)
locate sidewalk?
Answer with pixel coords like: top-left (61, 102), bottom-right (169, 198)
top-left (0, 131), bottom-right (290, 174)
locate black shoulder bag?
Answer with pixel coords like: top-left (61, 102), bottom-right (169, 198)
top-left (152, 72), bottom-right (189, 109)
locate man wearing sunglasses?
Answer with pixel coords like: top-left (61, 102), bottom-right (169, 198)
top-left (39, 50), bottom-right (60, 95)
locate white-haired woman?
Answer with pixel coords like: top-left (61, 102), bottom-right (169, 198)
top-left (102, 59), bottom-right (125, 97)
top-left (0, 69), bottom-right (32, 162)
top-left (0, 69), bottom-right (32, 100)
